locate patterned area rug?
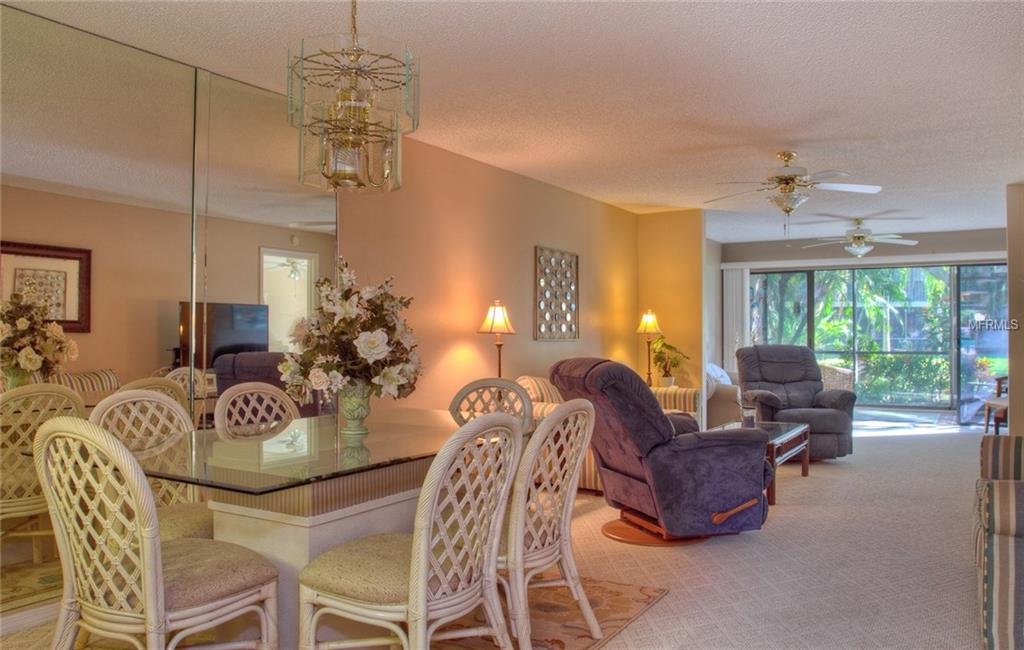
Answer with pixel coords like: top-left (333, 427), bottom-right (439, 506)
top-left (0, 559), bottom-right (62, 613)
top-left (0, 577), bottom-right (665, 649)
top-left (440, 577), bottom-right (667, 649)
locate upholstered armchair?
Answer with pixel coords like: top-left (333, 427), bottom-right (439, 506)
top-left (736, 345), bottom-right (856, 459)
top-left (551, 358), bottom-right (771, 540)
top-left (977, 435), bottom-right (1024, 648)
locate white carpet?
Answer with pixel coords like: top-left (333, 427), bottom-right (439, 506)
top-left (569, 432), bottom-right (981, 649)
top-left (2, 430), bottom-right (982, 649)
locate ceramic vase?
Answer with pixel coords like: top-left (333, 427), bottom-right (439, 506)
top-left (336, 380), bottom-right (372, 437)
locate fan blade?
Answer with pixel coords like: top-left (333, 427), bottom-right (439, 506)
top-left (815, 183), bottom-right (883, 194)
top-left (804, 170), bottom-right (850, 182)
top-left (873, 238), bottom-right (918, 246)
top-left (809, 213), bottom-right (860, 222)
top-left (802, 242), bottom-right (844, 249)
top-left (871, 233), bottom-right (905, 239)
top-left (791, 219), bottom-right (839, 225)
top-left (704, 187), bottom-right (770, 204)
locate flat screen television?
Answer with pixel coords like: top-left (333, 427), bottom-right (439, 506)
top-left (178, 302), bottom-right (269, 368)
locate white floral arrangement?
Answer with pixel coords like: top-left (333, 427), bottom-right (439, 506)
top-left (278, 257), bottom-right (422, 404)
top-left (1, 283), bottom-right (79, 386)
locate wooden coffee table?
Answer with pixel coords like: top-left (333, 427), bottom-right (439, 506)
top-left (711, 421), bottom-right (810, 505)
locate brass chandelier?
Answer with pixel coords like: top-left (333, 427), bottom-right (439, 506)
top-left (288, 0), bottom-right (420, 192)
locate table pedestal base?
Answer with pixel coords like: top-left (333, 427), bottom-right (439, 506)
top-left (210, 489), bottom-right (420, 648)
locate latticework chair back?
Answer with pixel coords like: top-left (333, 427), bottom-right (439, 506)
top-left (165, 367), bottom-right (208, 400)
top-left (409, 412), bottom-right (523, 618)
top-left (118, 378), bottom-right (188, 410)
top-left (508, 399), bottom-right (594, 563)
top-left (34, 416), bottom-right (163, 629)
top-left (449, 378), bottom-right (535, 433)
top-left (90, 390), bottom-right (196, 506)
top-left (214, 382), bottom-right (300, 440)
top-left (1, 384), bottom-right (85, 520)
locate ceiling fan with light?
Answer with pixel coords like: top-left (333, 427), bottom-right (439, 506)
top-left (801, 218), bottom-right (918, 258)
top-left (705, 151), bottom-right (883, 234)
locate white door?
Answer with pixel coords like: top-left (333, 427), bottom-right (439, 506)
top-left (260, 249), bottom-right (318, 353)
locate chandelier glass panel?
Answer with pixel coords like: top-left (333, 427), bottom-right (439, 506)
top-left (288, 0), bottom-right (420, 192)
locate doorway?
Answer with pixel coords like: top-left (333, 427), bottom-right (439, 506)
top-left (260, 248), bottom-right (319, 352)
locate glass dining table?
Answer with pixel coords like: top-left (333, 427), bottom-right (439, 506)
top-left (141, 409), bottom-right (457, 497)
top-left (143, 408), bottom-right (459, 647)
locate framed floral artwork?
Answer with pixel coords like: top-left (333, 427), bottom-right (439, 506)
top-left (534, 246), bottom-right (579, 341)
top-left (1, 241), bottom-right (91, 332)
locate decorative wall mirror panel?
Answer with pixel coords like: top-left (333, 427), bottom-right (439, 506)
top-left (534, 245), bottom-right (579, 341)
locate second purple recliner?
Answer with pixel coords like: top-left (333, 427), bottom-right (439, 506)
top-left (551, 358), bottom-right (772, 539)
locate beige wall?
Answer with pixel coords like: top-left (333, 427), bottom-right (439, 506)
top-left (2, 185), bottom-right (190, 383)
top-left (1009, 184), bottom-right (1023, 430)
top-left (722, 228), bottom-right (1007, 264)
top-left (2, 185), bottom-right (335, 383)
top-left (636, 209), bottom-right (705, 389)
top-left (704, 239), bottom-right (722, 367)
top-left (338, 138), bottom-right (639, 411)
top-left (200, 217), bottom-right (335, 304)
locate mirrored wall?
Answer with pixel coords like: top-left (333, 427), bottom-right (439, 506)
top-left (0, 6), bottom-right (336, 613)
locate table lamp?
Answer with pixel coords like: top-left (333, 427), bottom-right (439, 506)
top-left (636, 309), bottom-right (662, 386)
top-left (479, 300), bottom-right (515, 377)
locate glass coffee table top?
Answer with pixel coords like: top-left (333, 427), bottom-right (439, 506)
top-left (711, 420), bottom-right (809, 442)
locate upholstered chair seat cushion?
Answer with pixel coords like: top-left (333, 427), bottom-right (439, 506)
top-left (299, 533), bottom-right (413, 606)
top-left (774, 408), bottom-right (853, 435)
top-left (158, 502), bottom-right (214, 541)
top-left (161, 538), bottom-right (277, 611)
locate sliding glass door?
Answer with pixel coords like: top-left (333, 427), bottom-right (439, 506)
top-left (750, 272), bottom-right (808, 346)
top-left (751, 263), bottom-right (1002, 412)
top-left (854, 266), bottom-right (952, 407)
top-left (958, 264), bottom-right (1010, 423)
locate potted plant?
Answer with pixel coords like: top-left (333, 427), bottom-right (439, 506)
top-left (651, 336), bottom-right (689, 387)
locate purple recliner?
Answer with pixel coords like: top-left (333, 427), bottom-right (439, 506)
top-left (551, 358), bottom-right (772, 538)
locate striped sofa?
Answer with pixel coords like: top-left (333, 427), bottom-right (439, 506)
top-left (978, 434), bottom-right (1024, 649)
top-left (28, 368), bottom-right (121, 407)
top-left (516, 375), bottom-right (700, 492)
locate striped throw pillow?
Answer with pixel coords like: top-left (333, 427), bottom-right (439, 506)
top-left (515, 376), bottom-right (564, 405)
top-left (651, 386), bottom-right (700, 413)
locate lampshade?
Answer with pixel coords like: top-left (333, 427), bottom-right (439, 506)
top-left (635, 309), bottom-right (662, 335)
top-left (479, 300), bottom-right (515, 335)
top-left (767, 190), bottom-right (810, 216)
top-left (845, 243), bottom-right (874, 258)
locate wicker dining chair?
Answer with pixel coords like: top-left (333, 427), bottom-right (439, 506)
top-left (498, 399), bottom-right (601, 648)
top-left (34, 416), bottom-right (278, 650)
top-left (119, 377), bottom-right (189, 410)
top-left (166, 367), bottom-right (212, 427)
top-left (90, 390), bottom-right (213, 541)
top-left (166, 367), bottom-right (211, 399)
top-left (1, 383), bottom-right (85, 563)
top-left (298, 412), bottom-right (523, 650)
top-left (448, 378), bottom-right (535, 433)
top-left (214, 381), bottom-right (300, 440)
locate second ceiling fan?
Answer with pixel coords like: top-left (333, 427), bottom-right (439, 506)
top-left (802, 217), bottom-right (918, 258)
